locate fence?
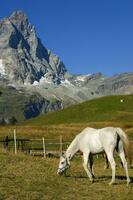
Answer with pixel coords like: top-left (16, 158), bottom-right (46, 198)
top-left (0, 129), bottom-right (70, 157)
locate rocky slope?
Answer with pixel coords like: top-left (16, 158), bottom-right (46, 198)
top-left (0, 82), bottom-right (62, 123)
top-left (0, 10), bottom-right (66, 85)
top-left (0, 10), bottom-right (133, 123)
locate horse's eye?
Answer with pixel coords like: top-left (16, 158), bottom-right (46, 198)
top-left (61, 162), bottom-right (64, 164)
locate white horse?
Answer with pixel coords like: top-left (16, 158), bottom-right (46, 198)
top-left (57, 127), bottom-right (131, 185)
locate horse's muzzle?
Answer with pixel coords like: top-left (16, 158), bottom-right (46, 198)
top-left (57, 164), bottom-right (70, 175)
top-left (57, 169), bottom-right (64, 175)
top-left (57, 167), bottom-right (67, 175)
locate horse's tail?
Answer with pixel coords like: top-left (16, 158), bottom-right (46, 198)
top-left (116, 128), bottom-right (132, 163)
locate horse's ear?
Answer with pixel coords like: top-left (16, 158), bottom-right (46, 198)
top-left (67, 158), bottom-right (70, 165)
top-left (67, 154), bottom-right (71, 165)
top-left (62, 152), bottom-right (66, 158)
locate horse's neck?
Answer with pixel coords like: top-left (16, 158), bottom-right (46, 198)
top-left (66, 137), bottom-right (79, 160)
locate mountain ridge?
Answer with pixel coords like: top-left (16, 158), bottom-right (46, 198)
top-left (0, 10), bottom-right (133, 123)
top-left (0, 10), bottom-right (67, 85)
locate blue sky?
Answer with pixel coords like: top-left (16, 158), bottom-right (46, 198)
top-left (0, 0), bottom-right (133, 75)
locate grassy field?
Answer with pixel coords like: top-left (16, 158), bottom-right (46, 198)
top-left (0, 151), bottom-right (133, 200)
top-left (0, 124), bottom-right (133, 200)
top-left (0, 94), bottom-right (133, 199)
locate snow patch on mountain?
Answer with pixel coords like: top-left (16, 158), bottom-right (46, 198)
top-left (0, 59), bottom-right (6, 76)
top-left (76, 74), bottom-right (91, 82)
top-left (32, 76), bottom-right (54, 86)
top-left (61, 79), bottom-right (74, 87)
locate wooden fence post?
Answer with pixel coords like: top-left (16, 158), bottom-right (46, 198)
top-left (4, 136), bottom-right (9, 151)
top-left (60, 135), bottom-right (63, 155)
top-left (42, 137), bottom-right (46, 158)
top-left (14, 129), bottom-right (17, 154)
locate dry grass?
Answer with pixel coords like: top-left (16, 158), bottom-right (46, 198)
top-left (0, 151), bottom-right (133, 200)
top-left (0, 123), bottom-right (133, 199)
top-left (0, 121), bottom-right (133, 140)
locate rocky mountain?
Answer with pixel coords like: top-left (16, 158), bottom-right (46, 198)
top-left (0, 10), bottom-right (66, 85)
top-left (0, 10), bottom-right (133, 123)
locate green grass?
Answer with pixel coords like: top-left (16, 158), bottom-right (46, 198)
top-left (24, 95), bottom-right (133, 125)
top-left (0, 151), bottom-right (133, 200)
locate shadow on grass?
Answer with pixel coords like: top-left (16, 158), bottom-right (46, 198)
top-left (65, 174), bottom-right (87, 179)
top-left (98, 175), bottom-right (133, 183)
top-left (65, 174), bottom-right (133, 183)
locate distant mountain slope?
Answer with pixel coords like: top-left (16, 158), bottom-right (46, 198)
top-left (0, 11), bottom-right (133, 122)
top-left (0, 84), bottom-right (62, 123)
top-left (24, 94), bottom-right (133, 125)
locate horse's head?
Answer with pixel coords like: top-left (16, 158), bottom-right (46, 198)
top-left (57, 153), bottom-right (70, 175)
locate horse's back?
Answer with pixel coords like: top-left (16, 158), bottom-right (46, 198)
top-left (98, 127), bottom-right (120, 152)
top-left (77, 127), bottom-right (103, 153)
top-left (99, 127), bottom-right (119, 142)
top-left (79, 127), bottom-right (96, 135)
top-left (78, 127), bottom-right (118, 138)
top-left (77, 127), bottom-right (118, 154)
top-left (100, 127), bottom-right (118, 133)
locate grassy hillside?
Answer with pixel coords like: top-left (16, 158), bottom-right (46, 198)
top-left (0, 85), bottom-right (37, 122)
top-left (0, 94), bottom-right (132, 141)
top-left (25, 95), bottom-right (133, 126)
top-left (0, 85), bottom-right (54, 123)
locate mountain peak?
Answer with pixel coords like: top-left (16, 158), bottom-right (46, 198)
top-left (9, 10), bottom-right (30, 32)
top-left (0, 10), bottom-right (67, 85)
top-left (9, 10), bottom-right (28, 22)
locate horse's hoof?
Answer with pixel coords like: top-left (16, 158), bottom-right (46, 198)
top-left (109, 181), bottom-right (114, 186)
top-left (90, 179), bottom-right (94, 183)
top-left (92, 175), bottom-right (95, 179)
top-left (127, 180), bottom-right (131, 186)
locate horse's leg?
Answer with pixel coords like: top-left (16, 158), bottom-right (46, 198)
top-left (103, 153), bottom-right (109, 169)
top-left (83, 152), bottom-right (94, 182)
top-left (118, 151), bottom-right (130, 186)
top-left (89, 153), bottom-right (95, 178)
top-left (106, 151), bottom-right (116, 185)
top-left (130, 159), bottom-right (133, 168)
